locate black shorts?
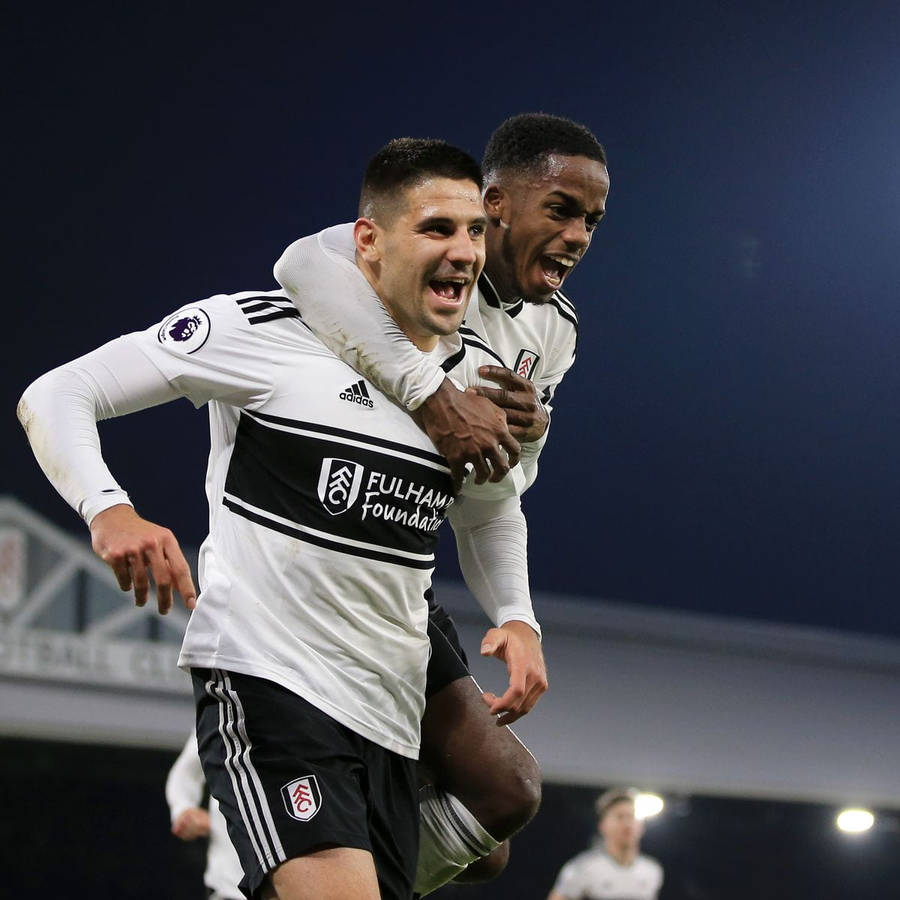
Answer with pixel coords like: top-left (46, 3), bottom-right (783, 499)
top-left (425, 588), bottom-right (470, 698)
top-left (192, 668), bottom-right (418, 900)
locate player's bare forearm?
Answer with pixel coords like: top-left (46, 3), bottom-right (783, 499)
top-left (480, 620), bottom-right (548, 726)
top-left (470, 366), bottom-right (549, 443)
top-left (90, 504), bottom-right (197, 615)
top-left (414, 378), bottom-right (521, 488)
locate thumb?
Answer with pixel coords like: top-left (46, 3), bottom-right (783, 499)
top-left (481, 628), bottom-right (505, 656)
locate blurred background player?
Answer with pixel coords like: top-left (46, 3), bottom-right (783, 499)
top-left (166, 731), bottom-right (244, 900)
top-left (547, 788), bottom-right (664, 900)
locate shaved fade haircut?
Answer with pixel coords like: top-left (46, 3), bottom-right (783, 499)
top-left (482, 113), bottom-right (607, 184)
top-left (358, 138), bottom-right (483, 222)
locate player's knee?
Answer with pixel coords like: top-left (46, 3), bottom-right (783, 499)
top-left (480, 752), bottom-right (542, 838)
top-left (508, 754), bottom-right (542, 828)
top-left (453, 840), bottom-right (511, 884)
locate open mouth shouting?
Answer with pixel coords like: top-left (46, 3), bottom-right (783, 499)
top-left (429, 275), bottom-right (471, 307)
top-left (540, 253), bottom-right (577, 290)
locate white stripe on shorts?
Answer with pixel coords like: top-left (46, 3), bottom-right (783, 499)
top-left (208, 670), bottom-right (286, 871)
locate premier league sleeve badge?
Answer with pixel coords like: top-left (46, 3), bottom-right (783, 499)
top-left (157, 307), bottom-right (211, 354)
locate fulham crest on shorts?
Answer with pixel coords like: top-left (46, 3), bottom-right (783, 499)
top-left (282, 775), bottom-right (322, 822)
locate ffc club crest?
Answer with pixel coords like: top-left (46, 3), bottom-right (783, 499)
top-left (513, 348), bottom-right (540, 381)
top-left (281, 775), bottom-right (322, 822)
top-left (317, 458), bottom-right (364, 516)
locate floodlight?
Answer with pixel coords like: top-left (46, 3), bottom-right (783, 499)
top-left (635, 792), bottom-right (664, 820)
top-left (836, 808), bottom-right (875, 833)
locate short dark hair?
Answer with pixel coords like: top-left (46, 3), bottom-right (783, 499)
top-left (358, 138), bottom-right (483, 221)
top-left (482, 113), bottom-right (607, 183)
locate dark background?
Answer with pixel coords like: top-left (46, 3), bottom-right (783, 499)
top-left (7, 2), bottom-right (900, 639)
top-left (4, 737), bottom-right (899, 899)
top-left (4, 5), bottom-right (900, 895)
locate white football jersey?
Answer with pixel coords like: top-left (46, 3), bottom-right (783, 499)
top-left (274, 224), bottom-right (579, 492)
top-left (462, 271), bottom-right (578, 490)
top-left (127, 290), bottom-right (518, 759)
top-left (551, 847), bottom-right (663, 900)
top-left (464, 271), bottom-right (577, 413)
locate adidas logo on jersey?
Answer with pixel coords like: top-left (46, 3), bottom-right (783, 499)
top-left (339, 380), bottom-right (374, 408)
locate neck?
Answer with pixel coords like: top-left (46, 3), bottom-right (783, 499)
top-left (385, 305), bottom-right (438, 351)
top-left (483, 228), bottom-right (518, 303)
top-left (357, 255), bottom-right (436, 351)
top-left (605, 842), bottom-right (636, 866)
top-left (408, 331), bottom-right (438, 352)
top-left (482, 261), bottom-right (517, 304)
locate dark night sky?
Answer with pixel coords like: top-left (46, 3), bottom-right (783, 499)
top-left (6, 2), bottom-right (900, 638)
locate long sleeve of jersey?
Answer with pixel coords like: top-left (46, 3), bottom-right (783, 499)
top-left (17, 296), bottom-right (274, 526)
top-left (273, 224), bottom-right (446, 411)
top-left (17, 336), bottom-right (181, 525)
top-left (18, 295), bottom-right (540, 638)
top-left (165, 732), bottom-right (206, 823)
top-left (448, 493), bottom-right (539, 638)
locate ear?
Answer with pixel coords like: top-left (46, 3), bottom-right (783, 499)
top-left (482, 183), bottom-right (509, 226)
top-left (354, 217), bottom-right (380, 262)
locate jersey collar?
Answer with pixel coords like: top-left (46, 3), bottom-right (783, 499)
top-left (478, 272), bottom-right (525, 318)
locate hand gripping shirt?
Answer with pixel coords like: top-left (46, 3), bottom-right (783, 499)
top-left (274, 224), bottom-right (580, 492)
top-left (127, 291), bottom-right (524, 759)
top-left (461, 269), bottom-right (578, 490)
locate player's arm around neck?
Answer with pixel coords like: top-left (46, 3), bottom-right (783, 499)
top-left (470, 364), bottom-right (550, 443)
top-left (274, 226), bottom-right (520, 486)
top-left (274, 225), bottom-right (446, 408)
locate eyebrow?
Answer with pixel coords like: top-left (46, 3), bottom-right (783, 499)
top-left (547, 190), bottom-right (605, 220)
top-left (418, 214), bottom-right (488, 229)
